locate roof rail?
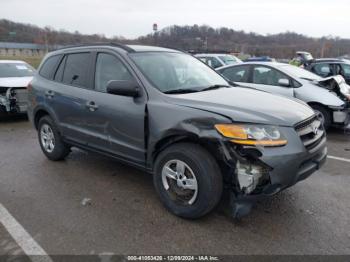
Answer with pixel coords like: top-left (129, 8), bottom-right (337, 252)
top-left (56, 42), bottom-right (135, 52)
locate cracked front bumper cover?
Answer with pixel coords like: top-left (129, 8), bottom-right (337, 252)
top-left (223, 126), bottom-right (327, 218)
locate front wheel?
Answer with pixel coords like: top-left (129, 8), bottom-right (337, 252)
top-left (38, 116), bottom-right (70, 161)
top-left (311, 104), bottom-right (332, 130)
top-left (153, 143), bottom-right (223, 219)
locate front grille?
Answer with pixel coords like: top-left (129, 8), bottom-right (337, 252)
top-left (9, 87), bottom-right (28, 113)
top-left (295, 115), bottom-right (325, 151)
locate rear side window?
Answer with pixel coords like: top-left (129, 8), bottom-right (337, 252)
top-left (220, 66), bottom-right (250, 82)
top-left (62, 53), bottom-right (91, 88)
top-left (39, 55), bottom-right (61, 79)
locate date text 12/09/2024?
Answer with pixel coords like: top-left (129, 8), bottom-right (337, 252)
top-left (127, 256), bottom-right (219, 261)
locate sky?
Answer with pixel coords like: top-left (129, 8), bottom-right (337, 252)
top-left (0, 0), bottom-right (349, 39)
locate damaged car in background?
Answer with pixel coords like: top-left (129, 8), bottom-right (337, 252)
top-left (0, 60), bottom-right (34, 115)
top-left (217, 62), bottom-right (350, 129)
top-left (28, 44), bottom-right (327, 219)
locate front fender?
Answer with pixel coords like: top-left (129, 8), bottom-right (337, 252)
top-left (295, 83), bottom-right (345, 108)
top-left (146, 100), bottom-right (231, 168)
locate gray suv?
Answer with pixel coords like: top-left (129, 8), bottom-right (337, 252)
top-left (28, 44), bottom-right (327, 219)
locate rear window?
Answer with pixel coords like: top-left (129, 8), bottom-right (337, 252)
top-left (0, 63), bottom-right (35, 78)
top-left (39, 55), bottom-right (61, 79)
top-left (62, 53), bottom-right (91, 88)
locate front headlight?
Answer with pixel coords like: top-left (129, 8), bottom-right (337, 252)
top-left (215, 124), bottom-right (287, 147)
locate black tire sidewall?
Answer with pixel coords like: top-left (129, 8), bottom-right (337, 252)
top-left (153, 144), bottom-right (222, 219)
top-left (311, 105), bottom-right (331, 130)
top-left (38, 116), bottom-right (69, 161)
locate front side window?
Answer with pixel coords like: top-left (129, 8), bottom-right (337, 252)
top-left (252, 66), bottom-right (288, 86)
top-left (0, 62), bottom-right (35, 78)
top-left (312, 63), bottom-right (332, 77)
top-left (220, 66), bottom-right (249, 82)
top-left (130, 52), bottom-right (228, 93)
top-left (62, 53), bottom-right (91, 87)
top-left (95, 53), bottom-right (133, 92)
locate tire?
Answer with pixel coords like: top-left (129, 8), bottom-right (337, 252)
top-left (311, 104), bottom-right (332, 130)
top-left (38, 115), bottom-right (70, 161)
top-left (153, 142), bottom-right (223, 219)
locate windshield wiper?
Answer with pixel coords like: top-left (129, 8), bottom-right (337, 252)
top-left (164, 88), bottom-right (200, 94)
top-left (200, 84), bottom-right (231, 92)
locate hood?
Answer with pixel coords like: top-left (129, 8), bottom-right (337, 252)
top-left (167, 87), bottom-right (315, 126)
top-left (0, 77), bottom-right (33, 88)
top-left (315, 75), bottom-right (350, 100)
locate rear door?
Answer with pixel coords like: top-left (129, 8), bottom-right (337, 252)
top-left (248, 65), bottom-right (294, 97)
top-left (48, 52), bottom-right (97, 145)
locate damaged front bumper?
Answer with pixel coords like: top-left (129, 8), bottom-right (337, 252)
top-left (330, 106), bottom-right (350, 126)
top-left (221, 122), bottom-right (327, 218)
top-left (0, 87), bottom-right (28, 114)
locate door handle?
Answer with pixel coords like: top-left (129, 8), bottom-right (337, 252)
top-left (86, 101), bottom-right (99, 111)
top-left (45, 90), bottom-right (54, 98)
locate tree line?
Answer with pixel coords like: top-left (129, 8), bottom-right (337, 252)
top-left (1, 19), bottom-right (349, 58)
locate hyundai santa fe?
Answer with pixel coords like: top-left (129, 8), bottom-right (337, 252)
top-left (27, 44), bottom-right (327, 218)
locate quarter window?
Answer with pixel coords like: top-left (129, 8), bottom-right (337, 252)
top-left (95, 53), bottom-right (133, 92)
top-left (39, 55), bottom-right (61, 79)
top-left (62, 53), bottom-right (91, 88)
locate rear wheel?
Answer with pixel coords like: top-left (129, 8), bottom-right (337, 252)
top-left (311, 104), bottom-right (331, 130)
top-left (38, 116), bottom-right (70, 161)
top-left (153, 143), bottom-right (223, 219)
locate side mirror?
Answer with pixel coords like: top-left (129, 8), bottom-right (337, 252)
top-left (106, 80), bottom-right (140, 97)
top-left (278, 78), bottom-right (291, 87)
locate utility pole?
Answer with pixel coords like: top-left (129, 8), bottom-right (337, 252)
top-left (153, 23), bottom-right (158, 46)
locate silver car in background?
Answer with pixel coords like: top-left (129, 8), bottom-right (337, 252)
top-left (0, 60), bottom-right (34, 114)
top-left (195, 53), bottom-right (242, 69)
top-left (217, 62), bottom-right (350, 129)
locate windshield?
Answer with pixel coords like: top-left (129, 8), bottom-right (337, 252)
top-left (0, 63), bottom-right (35, 78)
top-left (280, 64), bottom-right (321, 80)
top-left (219, 55), bottom-right (242, 65)
top-left (130, 52), bottom-right (228, 93)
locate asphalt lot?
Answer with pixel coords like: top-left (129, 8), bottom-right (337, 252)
top-left (0, 116), bottom-right (349, 257)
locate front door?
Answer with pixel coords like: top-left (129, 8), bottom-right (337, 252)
top-left (248, 65), bottom-right (294, 97)
top-left (90, 52), bottom-right (146, 165)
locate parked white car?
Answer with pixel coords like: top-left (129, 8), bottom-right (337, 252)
top-left (195, 53), bottom-right (242, 69)
top-left (0, 60), bottom-right (34, 114)
top-left (217, 62), bottom-right (350, 129)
